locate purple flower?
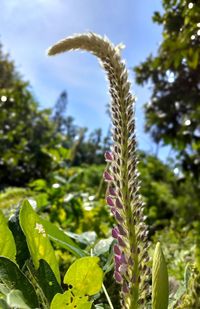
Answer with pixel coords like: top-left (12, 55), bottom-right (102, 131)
top-left (103, 171), bottom-right (113, 182)
top-left (118, 224), bottom-right (127, 236)
top-left (115, 211), bottom-right (123, 222)
top-left (114, 271), bottom-right (122, 283)
top-left (112, 227), bottom-right (119, 239)
top-left (118, 236), bottom-right (126, 247)
top-left (114, 244), bottom-right (121, 255)
top-left (115, 198), bottom-right (123, 209)
top-left (109, 186), bottom-right (116, 196)
top-left (122, 281), bottom-right (129, 293)
top-left (106, 196), bottom-right (115, 207)
top-left (105, 151), bottom-right (113, 162)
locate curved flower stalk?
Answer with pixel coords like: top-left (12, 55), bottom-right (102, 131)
top-left (48, 33), bottom-right (150, 308)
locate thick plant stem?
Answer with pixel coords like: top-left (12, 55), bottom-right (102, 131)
top-left (48, 32), bottom-right (150, 308)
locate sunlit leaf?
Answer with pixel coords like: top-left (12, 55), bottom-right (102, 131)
top-left (64, 257), bottom-right (103, 296)
top-left (40, 218), bottom-right (86, 258)
top-left (0, 210), bottom-right (16, 261)
top-left (94, 237), bottom-right (113, 256)
top-left (50, 290), bottom-right (92, 309)
top-left (19, 199), bottom-right (60, 283)
top-left (7, 289), bottom-right (31, 309)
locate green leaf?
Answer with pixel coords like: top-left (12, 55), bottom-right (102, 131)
top-left (40, 218), bottom-right (86, 258)
top-left (184, 263), bottom-right (192, 289)
top-left (19, 199), bottom-right (60, 283)
top-left (8, 207), bottom-right (30, 268)
top-left (50, 290), bottom-right (92, 309)
top-left (152, 242), bottom-right (169, 309)
top-left (0, 256), bottom-right (39, 308)
top-left (0, 298), bottom-right (9, 309)
top-left (0, 210), bottom-right (16, 261)
top-left (35, 259), bottom-right (63, 304)
top-left (7, 289), bottom-right (31, 309)
top-left (64, 257), bottom-right (103, 296)
top-left (94, 237), bottom-right (113, 256)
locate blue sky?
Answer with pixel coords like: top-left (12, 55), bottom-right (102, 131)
top-left (0, 0), bottom-right (168, 157)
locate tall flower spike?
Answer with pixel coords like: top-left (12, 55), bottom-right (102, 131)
top-left (48, 32), bottom-right (150, 309)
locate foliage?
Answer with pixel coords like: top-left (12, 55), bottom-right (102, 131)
top-left (0, 200), bottom-right (104, 309)
top-left (134, 0), bottom-right (200, 182)
top-left (0, 43), bottom-right (21, 88)
top-left (0, 25), bottom-right (199, 308)
top-left (0, 82), bottom-right (63, 187)
top-left (0, 210), bottom-right (16, 260)
top-left (139, 152), bottom-right (200, 229)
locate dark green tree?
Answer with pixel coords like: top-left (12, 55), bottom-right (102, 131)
top-left (0, 44), bottom-right (63, 187)
top-left (0, 83), bottom-right (60, 187)
top-left (0, 43), bottom-right (21, 88)
top-left (134, 0), bottom-right (200, 181)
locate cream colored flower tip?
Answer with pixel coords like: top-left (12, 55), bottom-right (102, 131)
top-left (47, 32), bottom-right (125, 57)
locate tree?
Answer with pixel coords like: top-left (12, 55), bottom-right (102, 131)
top-left (52, 91), bottom-right (68, 133)
top-left (134, 0), bottom-right (200, 181)
top-left (0, 82), bottom-right (61, 187)
top-left (0, 43), bottom-right (63, 187)
top-left (0, 43), bottom-right (21, 88)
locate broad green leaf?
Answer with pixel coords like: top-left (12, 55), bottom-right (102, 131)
top-left (35, 259), bottom-right (63, 303)
top-left (152, 242), bottom-right (169, 309)
top-left (40, 218), bottom-right (86, 258)
top-left (0, 256), bottom-right (39, 308)
top-left (7, 289), bottom-right (31, 309)
top-left (19, 199), bottom-right (60, 283)
top-left (0, 298), bottom-right (9, 309)
top-left (0, 210), bottom-right (16, 261)
top-left (8, 207), bottom-right (30, 268)
top-left (50, 291), bottom-right (92, 309)
top-left (64, 257), bottom-right (103, 296)
top-left (94, 237), bottom-right (113, 256)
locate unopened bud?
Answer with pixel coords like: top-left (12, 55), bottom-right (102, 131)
top-left (106, 196), bottom-right (114, 207)
top-left (112, 227), bottom-right (119, 239)
top-left (105, 151), bottom-right (113, 162)
top-left (116, 198), bottom-right (123, 209)
top-left (109, 186), bottom-right (116, 196)
top-left (114, 271), bottom-right (122, 283)
top-left (104, 171), bottom-right (113, 182)
top-left (114, 244), bottom-right (121, 255)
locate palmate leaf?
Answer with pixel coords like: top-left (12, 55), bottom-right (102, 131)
top-left (64, 256), bottom-right (103, 296)
top-left (0, 210), bottom-right (16, 261)
top-left (19, 199), bottom-right (60, 283)
top-left (0, 257), bottom-right (39, 308)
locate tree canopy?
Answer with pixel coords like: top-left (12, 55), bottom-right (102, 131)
top-left (134, 0), bottom-right (200, 181)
